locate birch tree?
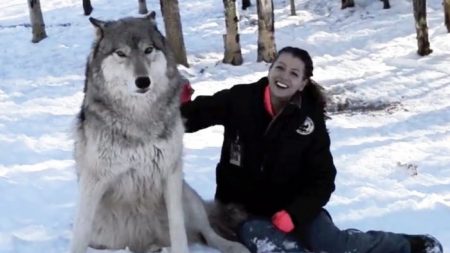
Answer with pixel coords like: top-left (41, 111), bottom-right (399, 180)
top-left (160, 0), bottom-right (189, 67)
top-left (242, 0), bottom-right (251, 10)
top-left (381, 0), bottom-right (391, 9)
top-left (82, 0), bottom-right (93, 15)
top-left (28, 0), bottom-right (47, 43)
top-left (82, 0), bottom-right (147, 16)
top-left (222, 0), bottom-right (243, 65)
top-left (138, 0), bottom-right (148, 14)
top-left (290, 0), bottom-right (296, 16)
top-left (256, 0), bottom-right (276, 62)
top-left (342, 0), bottom-right (355, 9)
top-left (412, 0), bottom-right (433, 56)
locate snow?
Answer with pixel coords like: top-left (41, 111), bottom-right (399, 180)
top-left (1, 0), bottom-right (449, 252)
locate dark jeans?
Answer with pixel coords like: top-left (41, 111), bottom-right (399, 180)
top-left (238, 218), bottom-right (307, 253)
top-left (237, 210), bottom-right (411, 253)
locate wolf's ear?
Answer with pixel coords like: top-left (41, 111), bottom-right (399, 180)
top-left (146, 11), bottom-right (156, 21)
top-left (145, 11), bottom-right (157, 26)
top-left (89, 17), bottom-right (106, 39)
top-left (89, 17), bottom-right (106, 30)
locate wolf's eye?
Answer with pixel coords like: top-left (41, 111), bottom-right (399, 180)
top-left (115, 50), bottom-right (127, 57)
top-left (144, 47), bottom-right (153, 54)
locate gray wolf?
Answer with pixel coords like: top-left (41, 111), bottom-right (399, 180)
top-left (70, 13), bottom-right (249, 253)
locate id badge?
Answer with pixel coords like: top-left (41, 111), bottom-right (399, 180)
top-left (229, 136), bottom-right (243, 167)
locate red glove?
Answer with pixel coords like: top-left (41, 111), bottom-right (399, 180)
top-left (272, 210), bottom-right (295, 233)
top-left (180, 81), bottom-right (194, 104)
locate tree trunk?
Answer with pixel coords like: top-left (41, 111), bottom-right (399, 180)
top-left (82, 0), bottom-right (93, 15)
top-left (28, 0), bottom-right (47, 43)
top-left (138, 0), bottom-right (148, 14)
top-left (445, 0), bottom-right (450, 32)
top-left (256, 0), bottom-right (276, 63)
top-left (382, 0), bottom-right (391, 9)
top-left (412, 0), bottom-right (432, 56)
top-left (160, 0), bottom-right (189, 67)
top-left (222, 0), bottom-right (243, 65)
top-left (290, 0), bottom-right (296, 16)
top-left (242, 0), bottom-right (251, 10)
top-left (341, 0), bottom-right (355, 9)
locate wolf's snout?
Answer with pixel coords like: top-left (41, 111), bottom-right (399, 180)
top-left (135, 77), bottom-right (151, 89)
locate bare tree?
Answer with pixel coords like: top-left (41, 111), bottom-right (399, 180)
top-left (28, 0), bottom-right (47, 43)
top-left (83, 0), bottom-right (93, 15)
top-left (342, 0), bottom-right (389, 9)
top-left (342, 0), bottom-right (355, 9)
top-left (445, 0), bottom-right (450, 32)
top-left (242, 0), bottom-right (251, 10)
top-left (290, 0), bottom-right (296, 15)
top-left (381, 0), bottom-right (391, 9)
top-left (82, 0), bottom-right (147, 16)
top-left (412, 0), bottom-right (432, 56)
top-left (256, 0), bottom-right (277, 62)
top-left (160, 0), bottom-right (189, 67)
top-left (138, 0), bottom-right (148, 14)
top-left (222, 0), bottom-right (243, 65)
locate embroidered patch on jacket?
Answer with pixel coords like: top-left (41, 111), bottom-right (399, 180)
top-left (296, 117), bottom-right (314, 135)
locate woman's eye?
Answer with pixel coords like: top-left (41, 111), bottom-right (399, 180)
top-left (115, 51), bottom-right (127, 57)
top-left (144, 47), bottom-right (153, 54)
top-left (291, 72), bottom-right (299, 77)
top-left (275, 66), bottom-right (284, 70)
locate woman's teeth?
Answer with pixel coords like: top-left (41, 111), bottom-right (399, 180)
top-left (276, 81), bottom-right (288, 89)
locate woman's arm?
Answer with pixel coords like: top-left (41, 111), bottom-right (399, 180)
top-left (180, 88), bottom-right (231, 133)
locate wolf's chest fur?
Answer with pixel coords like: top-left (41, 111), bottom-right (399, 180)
top-left (77, 118), bottom-right (183, 207)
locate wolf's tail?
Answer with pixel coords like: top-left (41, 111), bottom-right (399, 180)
top-left (204, 201), bottom-right (249, 241)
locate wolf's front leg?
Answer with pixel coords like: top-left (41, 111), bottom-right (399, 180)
top-left (70, 175), bottom-right (109, 253)
top-left (164, 165), bottom-right (189, 253)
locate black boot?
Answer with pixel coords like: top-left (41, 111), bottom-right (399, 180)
top-left (403, 234), bottom-right (443, 253)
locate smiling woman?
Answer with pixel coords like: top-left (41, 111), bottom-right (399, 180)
top-left (268, 47), bottom-right (313, 115)
top-left (180, 46), bottom-right (443, 253)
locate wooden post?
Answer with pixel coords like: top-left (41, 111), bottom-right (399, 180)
top-left (382, 0), bottom-right (391, 9)
top-left (412, 0), bottom-right (432, 56)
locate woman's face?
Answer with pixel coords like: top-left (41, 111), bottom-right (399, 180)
top-left (268, 53), bottom-right (308, 101)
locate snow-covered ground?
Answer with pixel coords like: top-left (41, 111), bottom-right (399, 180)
top-left (0, 0), bottom-right (449, 252)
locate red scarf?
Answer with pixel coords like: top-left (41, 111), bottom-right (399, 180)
top-left (264, 84), bottom-right (275, 118)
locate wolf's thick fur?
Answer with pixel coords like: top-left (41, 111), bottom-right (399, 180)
top-left (70, 13), bottom-right (249, 253)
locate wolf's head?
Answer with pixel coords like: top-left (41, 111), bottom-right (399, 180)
top-left (85, 13), bottom-right (179, 101)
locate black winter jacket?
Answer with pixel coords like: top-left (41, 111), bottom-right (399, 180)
top-left (181, 77), bottom-right (336, 229)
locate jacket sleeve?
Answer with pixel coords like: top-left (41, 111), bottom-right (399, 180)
top-left (286, 116), bottom-right (336, 229)
top-left (180, 88), bottom-right (231, 133)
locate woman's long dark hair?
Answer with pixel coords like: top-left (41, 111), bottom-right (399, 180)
top-left (273, 47), bottom-right (327, 113)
